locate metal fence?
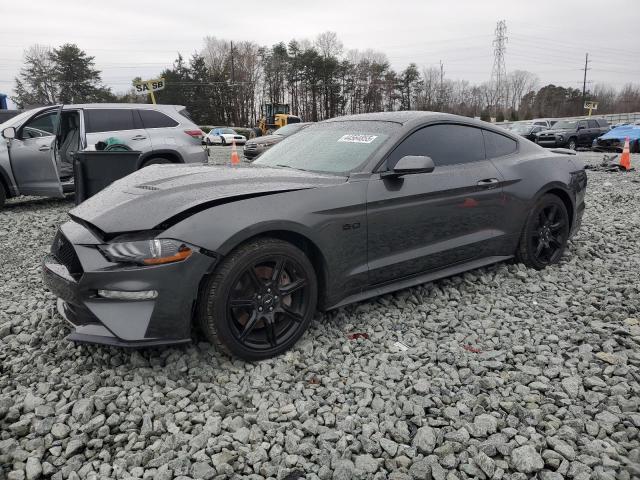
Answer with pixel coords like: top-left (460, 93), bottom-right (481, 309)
top-left (498, 112), bottom-right (640, 126)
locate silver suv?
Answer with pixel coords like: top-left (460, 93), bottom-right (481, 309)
top-left (0, 103), bottom-right (207, 207)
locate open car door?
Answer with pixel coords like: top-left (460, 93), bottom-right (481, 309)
top-left (8, 105), bottom-right (64, 197)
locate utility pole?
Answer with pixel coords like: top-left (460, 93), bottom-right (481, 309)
top-left (490, 20), bottom-right (508, 120)
top-left (230, 41), bottom-right (236, 126)
top-left (582, 52), bottom-right (590, 104)
top-left (439, 60), bottom-right (445, 111)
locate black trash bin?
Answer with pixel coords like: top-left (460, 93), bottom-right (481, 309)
top-left (73, 150), bottom-right (142, 204)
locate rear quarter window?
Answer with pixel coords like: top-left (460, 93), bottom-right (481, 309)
top-left (139, 109), bottom-right (179, 129)
top-left (597, 119), bottom-right (609, 128)
top-left (85, 109), bottom-right (135, 133)
top-left (483, 130), bottom-right (518, 158)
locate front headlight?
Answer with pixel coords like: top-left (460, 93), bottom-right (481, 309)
top-left (557, 135), bottom-right (564, 141)
top-left (99, 239), bottom-right (192, 265)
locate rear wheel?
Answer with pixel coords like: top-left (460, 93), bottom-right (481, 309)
top-left (198, 238), bottom-right (318, 360)
top-left (516, 194), bottom-right (570, 270)
top-left (140, 157), bottom-right (172, 168)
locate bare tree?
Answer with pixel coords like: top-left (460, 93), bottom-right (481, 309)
top-left (13, 45), bottom-right (58, 107)
top-left (507, 70), bottom-right (538, 111)
top-left (314, 31), bottom-right (343, 59)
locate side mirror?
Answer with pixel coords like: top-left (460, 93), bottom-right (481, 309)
top-left (382, 155), bottom-right (435, 178)
top-left (1, 127), bottom-right (16, 139)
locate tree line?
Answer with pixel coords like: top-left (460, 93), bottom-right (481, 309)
top-left (12, 36), bottom-right (640, 126)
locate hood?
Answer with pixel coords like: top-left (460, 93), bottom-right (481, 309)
top-left (538, 128), bottom-right (573, 135)
top-left (70, 164), bottom-right (346, 234)
top-left (246, 134), bottom-right (283, 146)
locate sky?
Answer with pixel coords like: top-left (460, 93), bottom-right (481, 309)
top-left (1, 0), bottom-right (639, 108)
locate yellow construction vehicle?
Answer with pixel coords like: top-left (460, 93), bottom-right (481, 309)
top-left (252, 103), bottom-right (302, 137)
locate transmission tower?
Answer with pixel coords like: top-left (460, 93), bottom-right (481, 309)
top-left (490, 20), bottom-right (508, 116)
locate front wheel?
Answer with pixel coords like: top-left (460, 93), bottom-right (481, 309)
top-left (220, 136), bottom-right (227, 146)
top-left (0, 184), bottom-right (6, 208)
top-left (198, 238), bottom-right (318, 360)
top-left (516, 194), bottom-right (570, 270)
top-left (567, 138), bottom-right (577, 150)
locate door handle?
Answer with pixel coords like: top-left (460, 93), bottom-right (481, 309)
top-left (477, 178), bottom-right (499, 187)
top-left (39, 145), bottom-right (51, 151)
top-left (131, 135), bottom-right (147, 140)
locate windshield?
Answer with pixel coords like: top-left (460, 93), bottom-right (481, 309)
top-left (275, 123), bottom-right (306, 137)
top-left (553, 120), bottom-right (578, 129)
top-left (511, 124), bottom-right (532, 133)
top-left (221, 128), bottom-right (236, 134)
top-left (254, 121), bottom-right (397, 174)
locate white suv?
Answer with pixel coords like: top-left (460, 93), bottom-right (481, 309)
top-left (0, 103), bottom-right (207, 206)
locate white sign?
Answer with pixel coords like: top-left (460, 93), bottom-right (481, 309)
top-left (584, 101), bottom-right (598, 110)
top-left (338, 134), bottom-right (378, 144)
top-left (134, 78), bottom-right (166, 94)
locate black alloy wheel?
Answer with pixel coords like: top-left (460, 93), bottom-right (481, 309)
top-left (516, 194), bottom-right (570, 270)
top-left (198, 238), bottom-right (317, 360)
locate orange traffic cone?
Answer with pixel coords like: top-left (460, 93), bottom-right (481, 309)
top-left (230, 139), bottom-right (240, 165)
top-left (620, 136), bottom-right (631, 171)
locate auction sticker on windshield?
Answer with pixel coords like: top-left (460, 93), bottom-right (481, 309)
top-left (338, 134), bottom-right (378, 144)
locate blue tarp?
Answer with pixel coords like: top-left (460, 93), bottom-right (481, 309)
top-left (599, 124), bottom-right (640, 141)
top-left (0, 93), bottom-right (7, 110)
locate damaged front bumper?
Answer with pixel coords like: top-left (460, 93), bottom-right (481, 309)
top-left (42, 221), bottom-right (217, 347)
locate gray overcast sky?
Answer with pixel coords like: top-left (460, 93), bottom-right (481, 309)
top-left (1, 0), bottom-right (639, 107)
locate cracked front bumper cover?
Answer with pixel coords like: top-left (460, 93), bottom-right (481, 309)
top-left (42, 223), bottom-right (217, 347)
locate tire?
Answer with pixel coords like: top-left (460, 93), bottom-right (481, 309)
top-left (206, 138), bottom-right (212, 146)
top-left (220, 136), bottom-right (227, 146)
top-left (198, 238), bottom-right (318, 360)
top-left (567, 138), bottom-right (577, 150)
top-left (516, 194), bottom-right (570, 270)
top-left (140, 157), bottom-right (172, 168)
top-left (0, 184), bottom-right (6, 209)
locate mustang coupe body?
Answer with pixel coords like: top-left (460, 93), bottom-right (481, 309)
top-left (43, 112), bottom-right (587, 360)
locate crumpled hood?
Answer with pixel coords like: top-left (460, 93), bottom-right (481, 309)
top-left (70, 163), bottom-right (345, 234)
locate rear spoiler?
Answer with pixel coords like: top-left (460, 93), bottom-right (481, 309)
top-left (550, 148), bottom-right (577, 155)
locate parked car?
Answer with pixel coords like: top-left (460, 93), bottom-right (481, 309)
top-left (593, 124), bottom-right (640, 153)
top-left (535, 118), bottom-right (609, 150)
top-left (0, 104), bottom-right (207, 208)
top-left (510, 123), bottom-right (547, 142)
top-left (0, 110), bottom-right (23, 124)
top-left (204, 128), bottom-right (246, 146)
top-left (243, 122), bottom-right (311, 159)
top-left (530, 118), bottom-right (556, 129)
top-left (43, 111), bottom-right (586, 360)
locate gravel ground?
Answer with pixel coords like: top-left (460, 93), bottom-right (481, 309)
top-left (1, 151), bottom-right (639, 480)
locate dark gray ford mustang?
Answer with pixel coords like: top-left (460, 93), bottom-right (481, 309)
top-left (43, 112), bottom-right (587, 360)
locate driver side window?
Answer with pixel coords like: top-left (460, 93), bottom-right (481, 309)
top-left (21, 112), bottom-right (58, 139)
top-left (385, 124), bottom-right (486, 170)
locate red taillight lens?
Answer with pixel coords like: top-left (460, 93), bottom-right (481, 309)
top-left (184, 129), bottom-right (203, 139)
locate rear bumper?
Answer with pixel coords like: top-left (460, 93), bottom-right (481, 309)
top-left (42, 222), bottom-right (217, 347)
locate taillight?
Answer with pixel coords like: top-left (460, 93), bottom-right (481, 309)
top-left (184, 129), bottom-right (203, 139)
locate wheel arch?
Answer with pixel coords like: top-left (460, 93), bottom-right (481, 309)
top-left (535, 184), bottom-right (575, 226)
top-left (137, 150), bottom-right (184, 168)
top-left (215, 227), bottom-right (330, 310)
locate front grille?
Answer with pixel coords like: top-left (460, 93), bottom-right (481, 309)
top-left (245, 144), bottom-right (257, 150)
top-left (51, 231), bottom-right (83, 277)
